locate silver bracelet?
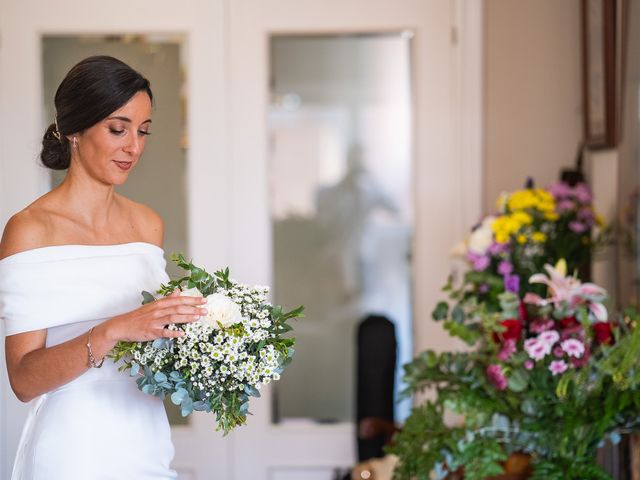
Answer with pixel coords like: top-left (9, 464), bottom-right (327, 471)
top-left (86, 327), bottom-right (104, 368)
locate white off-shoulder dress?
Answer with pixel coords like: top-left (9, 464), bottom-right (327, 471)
top-left (0, 242), bottom-right (177, 480)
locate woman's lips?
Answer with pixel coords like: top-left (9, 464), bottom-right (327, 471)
top-left (113, 160), bottom-right (132, 171)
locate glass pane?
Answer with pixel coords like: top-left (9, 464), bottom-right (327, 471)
top-left (269, 34), bottom-right (413, 423)
top-left (42, 35), bottom-right (189, 425)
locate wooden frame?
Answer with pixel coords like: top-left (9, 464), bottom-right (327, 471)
top-left (582, 0), bottom-right (627, 148)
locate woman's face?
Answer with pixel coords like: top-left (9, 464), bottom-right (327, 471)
top-left (72, 91), bottom-right (152, 185)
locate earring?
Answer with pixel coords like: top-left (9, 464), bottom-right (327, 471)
top-left (73, 137), bottom-right (78, 148)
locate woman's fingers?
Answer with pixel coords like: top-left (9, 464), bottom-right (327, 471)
top-left (157, 304), bottom-right (207, 316)
top-left (162, 328), bottom-right (185, 338)
top-left (156, 295), bottom-right (207, 309)
top-left (167, 313), bottom-right (204, 324)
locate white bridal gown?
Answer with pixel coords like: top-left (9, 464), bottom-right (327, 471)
top-left (0, 242), bottom-right (177, 480)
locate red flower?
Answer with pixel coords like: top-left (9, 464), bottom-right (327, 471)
top-left (559, 316), bottom-right (579, 329)
top-left (570, 345), bottom-right (590, 368)
top-left (493, 319), bottom-right (522, 343)
top-left (593, 322), bottom-right (614, 345)
top-left (518, 301), bottom-right (529, 323)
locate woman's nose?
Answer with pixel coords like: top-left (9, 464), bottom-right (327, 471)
top-left (123, 135), bottom-right (142, 155)
top-left (123, 135), bottom-right (141, 156)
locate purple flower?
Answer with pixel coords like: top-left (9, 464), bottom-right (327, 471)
top-left (478, 283), bottom-right (490, 294)
top-left (548, 182), bottom-right (572, 199)
top-left (504, 274), bottom-right (520, 293)
top-left (472, 255), bottom-right (490, 271)
top-left (577, 207), bottom-right (595, 226)
top-left (488, 242), bottom-right (510, 255)
top-left (524, 360), bottom-right (534, 370)
top-left (549, 360), bottom-right (568, 376)
top-left (556, 199), bottom-right (575, 213)
top-left (486, 364), bottom-right (508, 390)
top-left (572, 183), bottom-right (593, 204)
top-left (569, 221), bottom-right (588, 233)
top-left (497, 260), bottom-right (513, 276)
top-left (497, 339), bottom-right (517, 361)
top-left (561, 338), bottom-right (585, 358)
top-left (553, 345), bottom-right (564, 357)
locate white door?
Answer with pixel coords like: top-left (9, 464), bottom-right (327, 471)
top-left (224, 1), bottom-right (483, 478)
top-left (0, 1), bottom-right (482, 479)
top-left (0, 2), bottom-right (231, 479)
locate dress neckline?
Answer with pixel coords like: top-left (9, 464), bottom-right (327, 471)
top-left (0, 241), bottom-right (164, 265)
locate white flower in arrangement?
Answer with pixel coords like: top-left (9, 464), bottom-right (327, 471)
top-left (202, 293), bottom-right (243, 329)
top-left (467, 216), bottom-right (496, 255)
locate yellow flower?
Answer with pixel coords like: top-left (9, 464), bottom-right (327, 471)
top-left (531, 231), bottom-right (547, 243)
top-left (534, 188), bottom-right (554, 203)
top-left (495, 230), bottom-right (510, 244)
top-left (507, 190), bottom-right (537, 211)
top-left (511, 211), bottom-right (533, 225)
top-left (537, 201), bottom-right (556, 212)
top-left (504, 218), bottom-right (521, 233)
top-left (517, 234), bottom-right (527, 244)
top-left (544, 211), bottom-right (559, 221)
top-left (595, 213), bottom-right (605, 226)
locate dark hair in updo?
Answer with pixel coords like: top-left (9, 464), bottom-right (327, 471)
top-left (41, 55), bottom-right (153, 170)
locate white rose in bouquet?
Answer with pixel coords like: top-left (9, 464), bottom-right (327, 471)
top-left (202, 293), bottom-right (243, 329)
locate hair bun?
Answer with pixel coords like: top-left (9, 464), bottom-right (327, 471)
top-left (40, 123), bottom-right (70, 170)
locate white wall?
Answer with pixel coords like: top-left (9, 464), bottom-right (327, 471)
top-left (483, 0), bottom-right (582, 212)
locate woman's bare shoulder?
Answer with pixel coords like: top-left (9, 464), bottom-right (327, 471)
top-left (117, 194), bottom-right (164, 247)
top-left (0, 207), bottom-right (53, 260)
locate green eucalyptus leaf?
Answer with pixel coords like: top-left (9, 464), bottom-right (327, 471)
top-left (432, 301), bottom-right (449, 321)
top-left (141, 290), bottom-right (156, 305)
top-left (508, 368), bottom-right (529, 392)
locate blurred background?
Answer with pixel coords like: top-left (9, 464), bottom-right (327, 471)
top-left (0, 0), bottom-right (638, 479)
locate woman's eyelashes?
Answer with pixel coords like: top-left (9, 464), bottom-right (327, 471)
top-left (109, 127), bottom-right (152, 136)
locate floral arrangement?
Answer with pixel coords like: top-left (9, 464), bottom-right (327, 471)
top-left (390, 182), bottom-right (640, 480)
top-left (391, 260), bottom-right (640, 479)
top-left (111, 253), bottom-right (304, 435)
top-left (453, 181), bottom-right (606, 316)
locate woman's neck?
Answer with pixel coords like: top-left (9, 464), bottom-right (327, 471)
top-left (55, 168), bottom-right (118, 231)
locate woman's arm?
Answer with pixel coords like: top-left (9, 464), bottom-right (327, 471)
top-left (5, 293), bottom-right (207, 402)
top-left (1, 210), bottom-right (207, 403)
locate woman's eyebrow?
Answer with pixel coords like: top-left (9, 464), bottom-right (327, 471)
top-left (107, 115), bottom-right (152, 124)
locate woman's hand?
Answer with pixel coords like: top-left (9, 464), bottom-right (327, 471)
top-left (102, 289), bottom-right (208, 344)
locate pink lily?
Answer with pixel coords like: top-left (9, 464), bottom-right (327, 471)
top-left (526, 261), bottom-right (608, 321)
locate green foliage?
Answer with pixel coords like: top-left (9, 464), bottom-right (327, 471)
top-left (391, 275), bottom-right (640, 479)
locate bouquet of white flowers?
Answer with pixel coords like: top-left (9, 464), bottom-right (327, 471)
top-left (111, 253), bottom-right (304, 434)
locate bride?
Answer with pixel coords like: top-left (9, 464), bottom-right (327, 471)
top-left (0, 56), bottom-right (207, 479)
